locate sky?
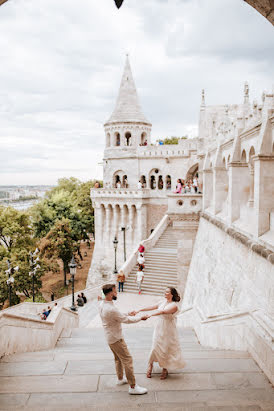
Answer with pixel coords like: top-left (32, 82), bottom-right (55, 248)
top-left (0, 0), bottom-right (273, 185)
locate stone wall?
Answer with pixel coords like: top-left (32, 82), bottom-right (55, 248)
top-left (146, 203), bottom-right (168, 237)
top-left (181, 216), bottom-right (274, 382)
top-left (184, 216), bottom-right (273, 315)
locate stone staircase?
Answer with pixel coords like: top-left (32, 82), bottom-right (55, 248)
top-left (0, 319), bottom-right (273, 410)
top-left (123, 226), bottom-right (178, 296)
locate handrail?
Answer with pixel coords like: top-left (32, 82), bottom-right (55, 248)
top-left (119, 214), bottom-right (170, 277)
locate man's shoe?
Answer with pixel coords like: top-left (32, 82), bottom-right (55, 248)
top-left (128, 384), bottom-right (147, 395)
top-left (117, 377), bottom-right (128, 385)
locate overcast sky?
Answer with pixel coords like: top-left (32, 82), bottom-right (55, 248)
top-left (0, 0), bottom-right (273, 185)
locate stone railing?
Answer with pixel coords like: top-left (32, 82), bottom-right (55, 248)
top-left (91, 188), bottom-right (151, 198)
top-left (0, 306), bottom-right (78, 357)
top-left (178, 306), bottom-right (274, 384)
top-left (0, 282), bottom-right (109, 358)
top-left (119, 214), bottom-right (170, 278)
top-left (167, 193), bottom-right (202, 214)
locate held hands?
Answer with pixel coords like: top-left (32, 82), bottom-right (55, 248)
top-left (128, 310), bottom-right (139, 316)
top-left (141, 315), bottom-right (150, 321)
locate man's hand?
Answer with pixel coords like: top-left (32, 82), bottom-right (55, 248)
top-left (141, 315), bottom-right (149, 321)
top-left (128, 310), bottom-right (138, 316)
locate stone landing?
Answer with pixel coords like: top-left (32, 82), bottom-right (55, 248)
top-left (0, 317), bottom-right (273, 410)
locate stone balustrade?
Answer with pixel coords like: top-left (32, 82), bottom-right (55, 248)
top-left (91, 188), bottom-right (151, 198)
top-left (167, 193), bottom-right (202, 215)
top-left (119, 214), bottom-right (170, 278)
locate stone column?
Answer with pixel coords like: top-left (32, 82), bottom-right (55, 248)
top-left (213, 167), bottom-right (228, 215)
top-left (105, 206), bottom-right (111, 241)
top-left (113, 205), bottom-right (119, 238)
top-left (128, 204), bottom-right (134, 244)
top-left (253, 155), bottom-right (274, 236)
top-left (136, 204), bottom-right (147, 242)
top-left (202, 169), bottom-right (213, 210)
top-left (228, 162), bottom-right (249, 224)
top-left (248, 165), bottom-right (254, 207)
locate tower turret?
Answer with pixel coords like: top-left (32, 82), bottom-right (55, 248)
top-left (104, 56), bottom-right (152, 149)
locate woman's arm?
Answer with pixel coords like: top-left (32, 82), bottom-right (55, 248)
top-left (129, 304), bottom-right (159, 316)
top-left (148, 304), bottom-right (178, 318)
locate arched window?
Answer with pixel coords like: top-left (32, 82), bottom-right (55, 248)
top-left (186, 163), bottom-right (199, 182)
top-left (241, 149), bottom-right (247, 163)
top-left (166, 175), bottom-right (171, 190)
top-left (125, 132), bottom-right (131, 146)
top-left (158, 175), bottom-right (163, 190)
top-left (141, 132), bottom-right (147, 146)
top-left (122, 175), bottom-right (128, 188)
top-left (115, 132), bottom-right (120, 146)
top-left (106, 133), bottom-right (110, 147)
top-left (150, 175), bottom-right (156, 190)
top-left (140, 175), bottom-right (146, 188)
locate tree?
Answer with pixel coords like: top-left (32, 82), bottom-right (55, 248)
top-left (0, 206), bottom-right (44, 308)
top-left (39, 218), bottom-right (75, 287)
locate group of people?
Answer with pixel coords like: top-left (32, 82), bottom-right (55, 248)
top-left (174, 176), bottom-right (200, 194)
top-left (39, 302), bottom-right (57, 320)
top-left (76, 292), bottom-right (87, 307)
top-left (115, 177), bottom-right (128, 189)
top-left (117, 244), bottom-right (146, 295)
top-left (139, 140), bottom-right (148, 146)
top-left (98, 283), bottom-right (185, 395)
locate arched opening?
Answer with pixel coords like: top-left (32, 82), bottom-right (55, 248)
top-left (115, 132), bottom-right (121, 146)
top-left (141, 132), bottom-right (147, 146)
top-left (158, 175), bottom-right (163, 190)
top-left (150, 175), bottom-right (156, 190)
top-left (122, 175), bottom-right (128, 188)
top-left (166, 175), bottom-right (171, 190)
top-left (222, 157), bottom-right (226, 168)
top-left (140, 175), bottom-right (147, 188)
top-left (186, 163), bottom-right (199, 182)
top-left (106, 133), bottom-right (110, 147)
top-left (125, 132), bottom-right (132, 146)
top-left (113, 170), bottom-right (125, 188)
top-left (241, 149), bottom-right (247, 163)
top-left (149, 168), bottom-right (161, 190)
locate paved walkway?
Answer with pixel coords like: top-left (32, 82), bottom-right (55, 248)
top-left (0, 293), bottom-right (273, 410)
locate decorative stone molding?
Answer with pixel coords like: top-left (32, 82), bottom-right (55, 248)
top-left (201, 212), bottom-right (274, 264)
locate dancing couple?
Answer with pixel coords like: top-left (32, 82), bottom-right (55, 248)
top-left (98, 283), bottom-right (185, 395)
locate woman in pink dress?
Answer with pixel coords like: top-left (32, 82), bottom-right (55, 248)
top-left (132, 287), bottom-right (185, 380)
top-left (174, 179), bottom-right (182, 193)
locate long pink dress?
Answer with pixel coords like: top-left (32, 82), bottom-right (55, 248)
top-left (148, 300), bottom-right (186, 369)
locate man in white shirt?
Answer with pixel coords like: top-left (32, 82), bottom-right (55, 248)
top-left (99, 284), bottom-right (148, 395)
top-left (137, 180), bottom-right (142, 189)
top-left (136, 267), bottom-right (144, 295)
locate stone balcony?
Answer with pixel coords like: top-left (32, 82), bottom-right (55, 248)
top-left (167, 193), bottom-right (202, 215)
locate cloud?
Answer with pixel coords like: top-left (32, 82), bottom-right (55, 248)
top-left (0, 0), bottom-right (273, 184)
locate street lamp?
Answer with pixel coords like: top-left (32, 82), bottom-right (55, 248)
top-left (6, 260), bottom-right (17, 307)
top-left (29, 248), bottom-right (40, 302)
top-left (113, 236), bottom-right (118, 275)
top-left (121, 227), bottom-right (126, 261)
top-left (69, 256), bottom-right (77, 311)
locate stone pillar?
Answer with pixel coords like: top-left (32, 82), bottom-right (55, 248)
top-left (136, 204), bottom-right (147, 242)
top-left (105, 206), bottom-right (111, 240)
top-left (213, 167), bottom-right (228, 215)
top-left (253, 155), bottom-right (274, 236)
top-left (202, 169), bottom-right (213, 210)
top-left (128, 205), bottom-right (134, 243)
top-left (228, 162), bottom-right (249, 224)
top-left (112, 205), bottom-right (119, 238)
top-left (94, 203), bottom-right (103, 245)
top-left (248, 165), bottom-right (254, 207)
top-left (120, 205), bottom-right (126, 228)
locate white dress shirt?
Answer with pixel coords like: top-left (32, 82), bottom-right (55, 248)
top-left (99, 300), bottom-right (140, 344)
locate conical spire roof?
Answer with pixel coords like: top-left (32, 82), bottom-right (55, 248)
top-left (105, 56), bottom-right (151, 126)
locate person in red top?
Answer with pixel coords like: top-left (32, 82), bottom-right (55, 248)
top-left (138, 244), bottom-right (145, 254)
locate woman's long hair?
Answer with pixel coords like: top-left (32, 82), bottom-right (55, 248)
top-left (169, 287), bottom-right (181, 302)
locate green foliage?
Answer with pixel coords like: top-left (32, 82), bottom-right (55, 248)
top-left (24, 293), bottom-right (46, 303)
top-left (0, 206), bottom-right (44, 309)
top-left (39, 218), bottom-right (75, 286)
top-left (156, 136), bottom-right (188, 145)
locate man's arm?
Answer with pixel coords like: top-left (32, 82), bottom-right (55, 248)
top-left (111, 307), bottom-right (145, 324)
